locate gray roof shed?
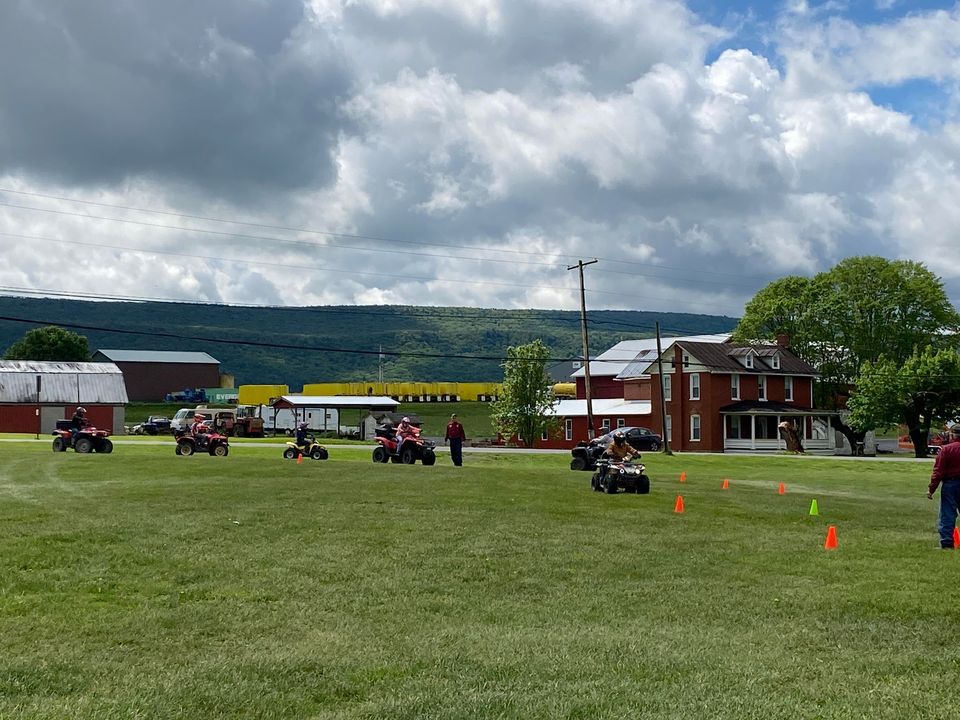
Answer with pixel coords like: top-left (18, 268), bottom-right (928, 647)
top-left (93, 349), bottom-right (219, 364)
top-left (0, 361), bottom-right (129, 404)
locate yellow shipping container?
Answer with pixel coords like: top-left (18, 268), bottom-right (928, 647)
top-left (238, 384), bottom-right (289, 405)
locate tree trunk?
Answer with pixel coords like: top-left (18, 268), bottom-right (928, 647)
top-left (908, 427), bottom-right (930, 459)
top-left (831, 416), bottom-right (866, 456)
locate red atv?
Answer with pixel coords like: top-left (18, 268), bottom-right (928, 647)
top-left (372, 423), bottom-right (436, 465)
top-left (52, 423), bottom-right (113, 454)
top-left (174, 429), bottom-right (230, 457)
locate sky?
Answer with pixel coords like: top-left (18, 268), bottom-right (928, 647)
top-left (1, 0), bottom-right (959, 318)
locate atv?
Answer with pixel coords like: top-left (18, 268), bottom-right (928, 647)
top-left (51, 423), bottom-right (113, 454)
top-left (591, 457), bottom-right (650, 494)
top-left (372, 423), bottom-right (436, 465)
top-left (283, 435), bottom-right (329, 461)
top-left (174, 429), bottom-right (230, 457)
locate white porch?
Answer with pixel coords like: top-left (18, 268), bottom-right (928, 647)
top-left (722, 412), bottom-right (835, 452)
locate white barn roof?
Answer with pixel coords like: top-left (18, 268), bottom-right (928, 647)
top-left (546, 399), bottom-right (651, 418)
top-left (0, 361), bottom-right (129, 404)
top-left (94, 349), bottom-right (219, 364)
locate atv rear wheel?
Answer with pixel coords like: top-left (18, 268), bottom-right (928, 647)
top-left (372, 446), bottom-right (389, 463)
top-left (74, 437), bottom-right (94, 454)
top-left (421, 449), bottom-right (436, 466)
top-left (52, 437), bottom-right (66, 452)
top-left (283, 447), bottom-right (298, 460)
top-left (176, 441), bottom-right (194, 456)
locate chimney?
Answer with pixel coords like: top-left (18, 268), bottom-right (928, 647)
top-left (775, 334), bottom-right (790, 348)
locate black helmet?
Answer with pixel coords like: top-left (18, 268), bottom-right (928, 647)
top-left (76, 406), bottom-right (86, 414)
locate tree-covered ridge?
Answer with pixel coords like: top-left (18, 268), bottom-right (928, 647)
top-left (0, 297), bottom-right (737, 387)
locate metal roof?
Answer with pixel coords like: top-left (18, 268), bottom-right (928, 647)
top-left (545, 399), bottom-right (652, 418)
top-left (573, 334), bottom-right (731, 378)
top-left (0, 361), bottom-right (129, 404)
top-left (94, 349), bottom-right (220, 364)
top-left (272, 395), bottom-right (400, 409)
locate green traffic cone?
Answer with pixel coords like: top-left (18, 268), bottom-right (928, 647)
top-left (809, 499), bottom-right (819, 516)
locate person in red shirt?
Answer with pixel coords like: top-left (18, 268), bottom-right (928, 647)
top-left (927, 424), bottom-right (960, 548)
top-left (444, 413), bottom-right (467, 466)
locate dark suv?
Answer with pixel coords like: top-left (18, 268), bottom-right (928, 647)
top-left (570, 426), bottom-right (662, 471)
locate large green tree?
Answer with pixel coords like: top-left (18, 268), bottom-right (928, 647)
top-left (734, 257), bottom-right (960, 453)
top-left (848, 347), bottom-right (960, 458)
top-left (491, 339), bottom-right (556, 447)
top-left (3, 325), bottom-right (90, 362)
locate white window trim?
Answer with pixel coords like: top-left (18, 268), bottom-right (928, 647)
top-left (565, 418), bottom-right (573, 441)
top-left (690, 414), bottom-right (701, 442)
top-left (617, 418), bottom-right (625, 428)
top-left (771, 354), bottom-right (780, 370)
top-left (663, 374), bottom-right (672, 402)
top-left (601, 418), bottom-right (611, 432)
top-left (665, 415), bottom-right (672, 443)
top-left (784, 376), bottom-right (793, 402)
top-left (758, 375), bottom-right (767, 401)
top-left (744, 355), bottom-right (754, 369)
top-left (731, 374), bottom-right (740, 400)
top-left (689, 373), bottom-right (700, 401)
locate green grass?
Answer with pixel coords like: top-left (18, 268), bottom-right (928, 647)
top-left (0, 445), bottom-right (953, 719)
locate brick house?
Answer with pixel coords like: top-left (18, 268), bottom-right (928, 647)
top-left (636, 339), bottom-right (835, 453)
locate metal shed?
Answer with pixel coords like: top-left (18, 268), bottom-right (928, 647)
top-left (0, 361), bottom-right (129, 434)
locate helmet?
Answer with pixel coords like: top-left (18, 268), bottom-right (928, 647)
top-left (298, 422), bottom-right (308, 429)
top-left (76, 406), bottom-right (86, 414)
top-left (613, 431), bottom-right (625, 445)
top-left (402, 416), bottom-right (410, 423)
top-left (194, 414), bottom-right (205, 421)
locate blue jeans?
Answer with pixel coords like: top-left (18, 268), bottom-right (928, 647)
top-left (938, 480), bottom-right (960, 548)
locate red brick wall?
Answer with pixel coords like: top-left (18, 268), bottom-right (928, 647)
top-left (574, 376), bottom-right (625, 400)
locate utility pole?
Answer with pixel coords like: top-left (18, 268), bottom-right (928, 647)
top-left (378, 345), bottom-right (384, 383)
top-left (568, 259), bottom-right (598, 440)
top-left (655, 322), bottom-right (673, 455)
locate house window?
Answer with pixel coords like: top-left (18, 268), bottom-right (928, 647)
top-left (689, 373), bottom-right (700, 400)
top-left (731, 374), bottom-right (740, 400)
top-left (565, 418), bottom-right (573, 441)
top-left (725, 415), bottom-right (750, 440)
top-left (756, 416), bottom-right (779, 440)
top-left (757, 375), bottom-right (767, 401)
top-left (771, 354), bottom-right (780, 370)
top-left (784, 376), bottom-right (793, 402)
top-left (745, 355), bottom-right (754, 369)
top-left (665, 415), bottom-right (672, 442)
top-left (663, 374), bottom-right (672, 402)
top-left (690, 414), bottom-right (701, 442)
top-left (617, 418), bottom-right (625, 428)
top-left (541, 429), bottom-right (548, 441)
top-left (601, 418), bottom-right (611, 432)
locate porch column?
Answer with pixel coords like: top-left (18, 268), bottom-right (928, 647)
top-left (750, 414), bottom-right (756, 450)
top-left (777, 415), bottom-right (783, 451)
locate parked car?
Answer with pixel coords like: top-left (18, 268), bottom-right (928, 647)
top-left (570, 426), bottom-right (662, 471)
top-left (130, 416), bottom-right (172, 435)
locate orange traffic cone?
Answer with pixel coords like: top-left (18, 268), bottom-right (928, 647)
top-left (721, 478), bottom-right (730, 490)
top-left (674, 495), bottom-right (685, 513)
top-left (953, 527), bottom-right (959, 549)
top-left (778, 482), bottom-right (786, 495)
top-left (296, 453), bottom-right (303, 465)
top-left (824, 525), bottom-right (838, 550)
top-left (679, 471), bottom-right (686, 483)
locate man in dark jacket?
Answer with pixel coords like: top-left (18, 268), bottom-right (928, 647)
top-left (927, 424), bottom-right (960, 548)
top-left (444, 414), bottom-right (467, 467)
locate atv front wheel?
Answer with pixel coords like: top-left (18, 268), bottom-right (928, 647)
top-left (311, 447), bottom-right (328, 461)
top-left (421, 449), bottom-right (436, 466)
top-left (636, 474), bottom-right (651, 495)
top-left (74, 437), bottom-right (94, 454)
top-left (283, 447), bottom-right (298, 460)
top-left (211, 444), bottom-right (229, 457)
top-left (96, 439), bottom-right (113, 454)
top-left (570, 456), bottom-right (588, 472)
top-left (400, 446), bottom-right (416, 464)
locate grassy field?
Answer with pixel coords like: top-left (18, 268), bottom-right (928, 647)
top-left (0, 443), bottom-right (954, 719)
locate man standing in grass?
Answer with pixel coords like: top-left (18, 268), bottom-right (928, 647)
top-left (927, 424), bottom-right (960, 548)
top-left (445, 413), bottom-right (466, 467)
